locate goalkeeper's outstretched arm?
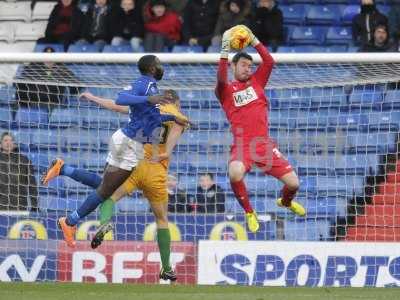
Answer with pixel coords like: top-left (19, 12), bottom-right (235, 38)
top-left (80, 92), bottom-right (129, 114)
top-left (215, 29), bottom-right (231, 99)
top-left (244, 26), bottom-right (275, 88)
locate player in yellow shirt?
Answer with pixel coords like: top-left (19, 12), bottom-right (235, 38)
top-left (42, 90), bottom-right (189, 282)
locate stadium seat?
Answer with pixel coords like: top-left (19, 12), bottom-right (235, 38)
top-left (15, 107), bottom-right (48, 127)
top-left (347, 46), bottom-right (359, 52)
top-left (117, 196), bottom-right (150, 213)
top-left (29, 128), bottom-right (64, 151)
top-left (28, 151), bottom-right (56, 172)
top-left (0, 23), bottom-right (14, 43)
top-left (280, 5), bottom-right (306, 25)
top-left (349, 88), bottom-right (384, 105)
top-left (368, 111), bottom-right (400, 132)
top-left (346, 132), bottom-right (397, 153)
top-left (190, 152), bottom-right (228, 172)
top-left (34, 43), bottom-right (65, 52)
top-left (0, 106), bottom-right (12, 127)
top-left (102, 45), bottom-right (133, 53)
top-left (178, 174), bottom-right (198, 192)
top-left (289, 26), bottom-right (326, 45)
top-left (172, 45), bottom-right (203, 53)
top-left (14, 22), bottom-right (47, 42)
top-left (0, 1), bottom-right (31, 21)
top-left (63, 176), bottom-right (92, 195)
top-left (32, 1), bottom-right (57, 21)
top-left (310, 86), bottom-right (347, 107)
top-left (341, 5), bottom-right (360, 25)
top-left (49, 108), bottom-right (81, 127)
top-left (328, 113), bottom-right (369, 127)
top-left (325, 26), bottom-right (353, 45)
top-left (272, 88), bottom-right (312, 108)
top-left (284, 218), bottom-right (332, 241)
top-left (81, 108), bottom-right (122, 129)
top-left (377, 5), bottom-right (390, 16)
top-left (63, 128), bottom-right (104, 151)
top-left (68, 44), bottom-right (102, 53)
top-left (186, 109), bottom-right (227, 130)
top-left (207, 45), bottom-right (219, 53)
top-left (305, 5), bottom-right (342, 25)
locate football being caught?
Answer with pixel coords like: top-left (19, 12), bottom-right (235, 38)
top-left (230, 25), bottom-right (251, 50)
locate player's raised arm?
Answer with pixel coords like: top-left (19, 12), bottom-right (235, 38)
top-left (116, 91), bottom-right (172, 106)
top-left (80, 92), bottom-right (129, 114)
top-left (215, 29), bottom-right (231, 99)
top-left (245, 26), bottom-right (275, 88)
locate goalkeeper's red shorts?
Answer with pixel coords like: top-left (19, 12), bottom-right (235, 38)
top-left (229, 141), bottom-right (293, 179)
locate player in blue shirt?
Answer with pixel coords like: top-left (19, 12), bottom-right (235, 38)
top-left (46, 55), bottom-right (177, 251)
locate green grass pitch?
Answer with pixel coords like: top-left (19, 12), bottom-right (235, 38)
top-left (0, 283), bottom-right (398, 300)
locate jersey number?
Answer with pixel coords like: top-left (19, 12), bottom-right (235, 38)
top-left (159, 124), bottom-right (170, 144)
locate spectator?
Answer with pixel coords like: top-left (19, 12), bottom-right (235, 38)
top-left (167, 173), bottom-right (190, 213)
top-left (389, 5), bottom-right (400, 44)
top-left (165, 0), bottom-right (188, 14)
top-left (14, 47), bottom-right (81, 110)
top-left (352, 0), bottom-right (388, 46)
top-left (193, 173), bottom-right (225, 213)
top-left (79, 0), bottom-right (113, 48)
top-left (0, 132), bottom-right (38, 211)
top-left (143, 0), bottom-right (182, 52)
top-left (182, 0), bottom-right (222, 51)
top-left (359, 24), bottom-right (398, 52)
top-left (37, 0), bottom-right (83, 50)
top-left (251, 0), bottom-right (283, 52)
top-left (110, 0), bottom-right (144, 51)
top-left (211, 0), bottom-right (251, 47)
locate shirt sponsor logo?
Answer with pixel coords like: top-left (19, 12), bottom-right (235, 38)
top-left (233, 86), bottom-right (258, 107)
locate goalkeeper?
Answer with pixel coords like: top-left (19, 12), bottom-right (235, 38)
top-left (215, 25), bottom-right (306, 233)
top-left (42, 89), bottom-right (188, 282)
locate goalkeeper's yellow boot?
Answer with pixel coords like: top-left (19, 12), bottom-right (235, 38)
top-left (245, 211), bottom-right (260, 233)
top-left (277, 198), bottom-right (306, 217)
top-left (41, 158), bottom-right (64, 185)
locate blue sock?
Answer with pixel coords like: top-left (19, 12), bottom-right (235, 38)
top-left (66, 191), bottom-right (104, 226)
top-left (60, 164), bottom-right (101, 189)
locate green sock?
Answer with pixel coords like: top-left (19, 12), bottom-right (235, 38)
top-left (99, 198), bottom-right (115, 225)
top-left (157, 228), bottom-right (171, 271)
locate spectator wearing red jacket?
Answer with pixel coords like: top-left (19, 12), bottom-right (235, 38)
top-left (143, 0), bottom-right (182, 52)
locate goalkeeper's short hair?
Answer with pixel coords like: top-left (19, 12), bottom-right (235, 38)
top-left (232, 52), bottom-right (253, 64)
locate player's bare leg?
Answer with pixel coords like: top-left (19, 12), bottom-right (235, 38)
top-left (150, 201), bottom-right (177, 283)
top-left (229, 160), bottom-right (259, 233)
top-left (277, 171), bottom-right (306, 216)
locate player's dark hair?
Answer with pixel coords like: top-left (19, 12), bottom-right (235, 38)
top-left (138, 55), bottom-right (157, 75)
top-left (200, 173), bottom-right (214, 180)
top-left (232, 52), bottom-right (253, 64)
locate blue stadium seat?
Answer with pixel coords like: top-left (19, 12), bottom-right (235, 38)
top-left (272, 88), bottom-right (312, 108)
top-left (172, 45), bottom-right (203, 53)
top-left (280, 5), bottom-right (306, 25)
top-left (341, 5), bottom-right (360, 25)
top-left (349, 88), bottom-right (384, 105)
top-left (34, 43), bottom-right (65, 52)
top-left (28, 151), bottom-right (55, 172)
top-left (102, 45), bottom-right (133, 53)
top-left (178, 174), bottom-right (198, 192)
top-left (320, 0), bottom-right (350, 3)
top-left (63, 128), bottom-right (104, 151)
top-left (186, 109), bottom-right (227, 130)
top-left (169, 153), bottom-right (192, 173)
top-left (306, 197), bottom-right (338, 217)
top-left (0, 106), bottom-right (12, 127)
top-left (0, 84), bottom-right (15, 105)
top-left (277, 46), bottom-right (302, 53)
top-left (328, 113), bottom-right (369, 127)
top-left (346, 132), bottom-right (397, 153)
top-left (377, 5), bottom-right (390, 16)
top-left (15, 108), bottom-right (48, 127)
top-left (368, 111), bottom-right (400, 131)
top-left (384, 89), bottom-right (400, 103)
top-left (81, 108), bottom-right (122, 129)
top-left (334, 154), bottom-right (380, 175)
top-left (68, 44), bottom-right (102, 53)
top-left (325, 26), bottom-right (353, 45)
top-left (316, 176), bottom-right (364, 196)
top-left (30, 128), bottom-right (64, 151)
top-left (289, 26), bottom-right (326, 45)
top-left (347, 46), bottom-right (359, 52)
top-left (190, 152), bottom-right (228, 172)
top-left (49, 108), bottom-right (81, 127)
top-left (305, 5), bottom-right (342, 25)
top-left (310, 86), bottom-right (347, 107)
top-left (117, 196), bottom-right (150, 212)
top-left (246, 174), bottom-right (283, 195)
top-left (207, 45), bottom-right (219, 53)
top-left (284, 218), bottom-right (332, 241)
top-left (63, 176), bottom-right (92, 194)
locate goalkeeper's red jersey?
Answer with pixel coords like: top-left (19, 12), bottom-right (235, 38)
top-left (215, 44), bottom-right (274, 144)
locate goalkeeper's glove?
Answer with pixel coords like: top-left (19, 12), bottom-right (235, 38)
top-left (240, 25), bottom-right (260, 47)
top-left (221, 29), bottom-right (231, 59)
